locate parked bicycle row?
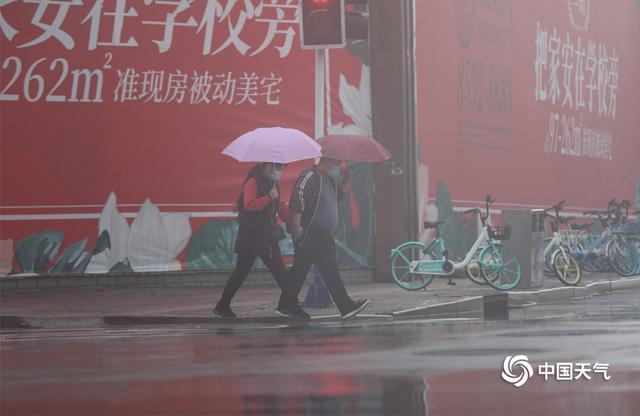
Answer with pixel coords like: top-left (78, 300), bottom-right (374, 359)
top-left (391, 196), bottom-right (639, 292)
top-left (543, 199), bottom-right (640, 285)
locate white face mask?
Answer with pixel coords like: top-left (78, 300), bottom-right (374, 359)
top-left (329, 165), bottom-right (341, 178)
top-left (268, 169), bottom-right (283, 181)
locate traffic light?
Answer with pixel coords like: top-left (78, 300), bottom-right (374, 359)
top-left (300, 0), bottom-right (346, 49)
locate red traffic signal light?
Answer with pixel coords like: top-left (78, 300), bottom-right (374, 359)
top-left (300, 0), bottom-right (346, 49)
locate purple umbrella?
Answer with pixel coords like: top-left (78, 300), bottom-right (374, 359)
top-left (318, 135), bottom-right (392, 162)
top-left (222, 127), bottom-right (321, 163)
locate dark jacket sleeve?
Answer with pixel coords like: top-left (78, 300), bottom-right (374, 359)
top-left (337, 185), bottom-right (346, 202)
top-left (289, 170), bottom-right (314, 214)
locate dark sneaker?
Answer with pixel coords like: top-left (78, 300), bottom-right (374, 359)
top-left (213, 303), bottom-right (237, 318)
top-left (342, 299), bottom-right (370, 320)
top-left (275, 305), bottom-right (293, 318)
top-left (289, 304), bottom-right (311, 320)
top-left (276, 305), bottom-right (310, 321)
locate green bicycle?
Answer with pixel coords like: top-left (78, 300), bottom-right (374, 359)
top-left (391, 196), bottom-right (522, 291)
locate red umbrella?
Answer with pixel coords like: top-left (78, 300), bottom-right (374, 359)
top-left (318, 135), bottom-right (392, 162)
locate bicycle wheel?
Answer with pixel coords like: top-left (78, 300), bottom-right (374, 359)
top-left (391, 242), bottom-right (435, 290)
top-left (629, 237), bottom-right (640, 275)
top-left (578, 237), bottom-right (608, 273)
top-left (552, 248), bottom-right (582, 285)
top-left (635, 239), bottom-right (640, 275)
top-left (606, 236), bottom-right (639, 277)
top-left (583, 253), bottom-right (608, 273)
top-left (465, 250), bottom-right (485, 285)
top-left (478, 244), bottom-right (522, 291)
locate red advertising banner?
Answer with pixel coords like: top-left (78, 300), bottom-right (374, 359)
top-left (416, 0), bottom-right (640, 246)
top-left (0, 0), bottom-right (372, 276)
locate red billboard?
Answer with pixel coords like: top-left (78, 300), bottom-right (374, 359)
top-left (0, 0), bottom-right (372, 276)
top-left (415, 0), bottom-right (640, 245)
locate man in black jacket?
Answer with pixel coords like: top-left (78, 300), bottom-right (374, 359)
top-left (278, 158), bottom-right (370, 319)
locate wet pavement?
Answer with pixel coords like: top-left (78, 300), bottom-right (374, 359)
top-left (2, 289), bottom-right (639, 415)
top-left (0, 272), bottom-right (633, 327)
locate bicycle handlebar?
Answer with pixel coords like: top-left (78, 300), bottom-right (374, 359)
top-left (460, 196), bottom-right (495, 225)
top-left (483, 195), bottom-right (494, 221)
top-left (544, 200), bottom-right (565, 213)
top-left (606, 198), bottom-right (632, 223)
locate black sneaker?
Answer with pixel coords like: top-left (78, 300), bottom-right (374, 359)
top-left (213, 303), bottom-right (237, 318)
top-left (342, 299), bottom-right (370, 320)
top-left (275, 305), bottom-right (292, 318)
top-left (276, 305), bottom-right (310, 321)
top-left (289, 304), bottom-right (311, 320)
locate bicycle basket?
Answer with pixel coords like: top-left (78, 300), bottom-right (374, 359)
top-left (488, 223), bottom-right (511, 241)
top-left (610, 223), bottom-right (640, 235)
top-left (557, 230), bottom-right (582, 248)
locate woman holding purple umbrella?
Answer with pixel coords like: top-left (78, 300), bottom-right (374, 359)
top-left (214, 162), bottom-right (309, 320)
top-left (214, 127), bottom-right (322, 319)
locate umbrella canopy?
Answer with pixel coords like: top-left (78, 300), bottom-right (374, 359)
top-left (318, 135), bottom-right (392, 162)
top-left (222, 127), bottom-right (321, 163)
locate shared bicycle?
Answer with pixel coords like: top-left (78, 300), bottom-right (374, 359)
top-left (391, 196), bottom-right (522, 291)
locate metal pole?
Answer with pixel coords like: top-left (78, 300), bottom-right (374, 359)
top-left (315, 48), bottom-right (326, 139)
top-left (325, 49), bottom-right (332, 131)
top-left (370, 0), bottom-right (418, 280)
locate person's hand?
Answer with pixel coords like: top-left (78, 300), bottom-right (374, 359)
top-left (291, 223), bottom-right (304, 241)
top-left (268, 187), bottom-right (279, 200)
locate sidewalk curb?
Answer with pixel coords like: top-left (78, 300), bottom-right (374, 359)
top-left (0, 316), bottom-right (31, 329)
top-left (392, 277), bottom-right (640, 320)
top-left (3, 277), bottom-right (638, 329)
top-left (392, 296), bottom-right (485, 319)
top-left (103, 314), bottom-right (394, 326)
top-left (508, 277), bottom-right (640, 306)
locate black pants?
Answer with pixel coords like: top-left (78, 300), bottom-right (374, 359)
top-left (218, 243), bottom-right (297, 308)
top-left (279, 228), bottom-right (355, 315)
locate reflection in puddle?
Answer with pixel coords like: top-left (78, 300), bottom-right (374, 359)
top-left (426, 369), bottom-right (640, 416)
top-left (225, 370), bottom-right (640, 416)
top-left (209, 374), bottom-right (429, 416)
top-left (3, 314), bottom-right (640, 415)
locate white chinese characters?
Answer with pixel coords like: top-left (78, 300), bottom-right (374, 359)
top-left (1, 0), bottom-right (299, 57)
top-left (534, 21), bottom-right (619, 119)
top-left (114, 68), bottom-right (282, 106)
top-left (502, 355), bottom-right (612, 388)
top-left (538, 361), bottom-right (611, 381)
